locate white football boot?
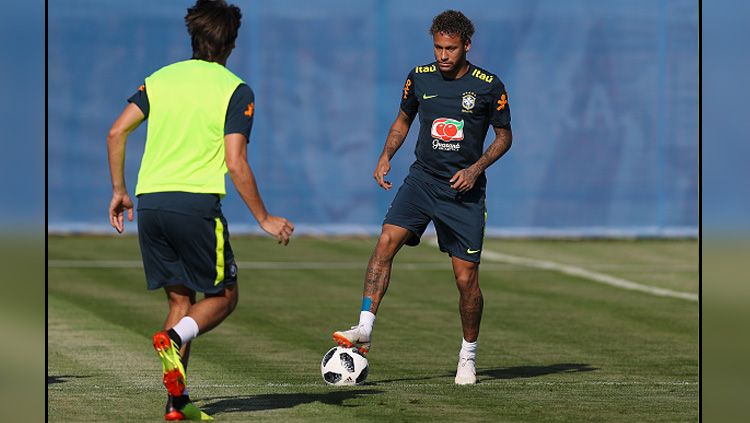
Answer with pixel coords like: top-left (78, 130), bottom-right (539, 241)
top-left (332, 326), bottom-right (371, 355)
top-left (455, 357), bottom-right (477, 385)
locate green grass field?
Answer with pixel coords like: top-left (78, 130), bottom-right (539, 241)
top-left (48, 236), bottom-right (698, 422)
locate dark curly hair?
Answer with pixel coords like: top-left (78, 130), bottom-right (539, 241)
top-left (185, 0), bottom-right (242, 63)
top-left (429, 10), bottom-right (475, 43)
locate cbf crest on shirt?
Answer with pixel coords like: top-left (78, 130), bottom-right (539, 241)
top-left (400, 62), bottom-right (511, 187)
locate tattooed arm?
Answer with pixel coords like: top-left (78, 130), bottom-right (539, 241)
top-left (374, 109), bottom-right (415, 190)
top-left (450, 126), bottom-right (512, 192)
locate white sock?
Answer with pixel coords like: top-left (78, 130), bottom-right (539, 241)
top-left (358, 311), bottom-right (375, 337)
top-left (459, 338), bottom-right (477, 361)
top-left (172, 316), bottom-right (200, 345)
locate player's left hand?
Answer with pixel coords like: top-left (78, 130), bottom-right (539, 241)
top-left (109, 191), bottom-right (134, 234)
top-left (450, 167), bottom-right (480, 192)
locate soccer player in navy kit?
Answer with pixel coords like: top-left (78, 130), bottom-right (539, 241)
top-left (333, 10), bottom-right (512, 384)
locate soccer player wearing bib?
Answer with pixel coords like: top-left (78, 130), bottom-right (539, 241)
top-left (333, 10), bottom-right (512, 385)
top-left (106, 1), bottom-right (293, 419)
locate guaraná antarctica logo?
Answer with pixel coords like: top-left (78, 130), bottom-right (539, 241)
top-left (431, 118), bottom-right (464, 151)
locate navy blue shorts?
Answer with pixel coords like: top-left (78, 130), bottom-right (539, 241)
top-left (137, 192), bottom-right (238, 294)
top-left (383, 173), bottom-right (486, 263)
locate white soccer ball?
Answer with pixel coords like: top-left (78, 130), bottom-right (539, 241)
top-left (320, 346), bottom-right (369, 386)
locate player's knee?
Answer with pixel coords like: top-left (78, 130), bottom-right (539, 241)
top-left (455, 274), bottom-right (480, 293)
top-left (226, 295), bottom-right (238, 316)
top-left (167, 296), bottom-right (192, 315)
top-left (375, 232), bottom-right (400, 257)
top-left (377, 231), bottom-right (393, 247)
top-left (225, 285), bottom-right (239, 316)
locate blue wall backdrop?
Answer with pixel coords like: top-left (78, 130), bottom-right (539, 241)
top-left (0, 1), bottom-right (44, 228)
top-left (703, 0), bottom-right (750, 232)
top-left (48, 0), bottom-right (698, 236)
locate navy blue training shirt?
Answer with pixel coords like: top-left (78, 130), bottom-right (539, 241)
top-left (400, 62), bottom-right (511, 187)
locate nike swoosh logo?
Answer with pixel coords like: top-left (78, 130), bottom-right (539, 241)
top-left (422, 94), bottom-right (438, 99)
top-left (467, 249), bottom-right (481, 254)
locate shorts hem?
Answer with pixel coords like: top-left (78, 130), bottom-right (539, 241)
top-left (147, 278), bottom-right (237, 294)
top-left (441, 248), bottom-right (482, 264)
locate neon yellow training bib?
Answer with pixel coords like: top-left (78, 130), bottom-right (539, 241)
top-left (136, 59), bottom-right (243, 196)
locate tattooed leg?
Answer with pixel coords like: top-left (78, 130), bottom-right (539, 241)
top-left (361, 224), bottom-right (412, 314)
top-left (452, 257), bottom-right (483, 342)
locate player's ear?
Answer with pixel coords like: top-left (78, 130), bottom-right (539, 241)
top-left (464, 39), bottom-right (471, 53)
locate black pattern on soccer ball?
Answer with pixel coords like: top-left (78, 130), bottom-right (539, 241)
top-left (339, 352), bottom-right (355, 373)
top-left (350, 348), bottom-right (366, 358)
top-left (322, 347), bottom-right (336, 367)
top-left (323, 371), bottom-right (342, 384)
top-left (356, 364), bottom-right (369, 384)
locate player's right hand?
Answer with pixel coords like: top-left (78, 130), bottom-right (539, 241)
top-left (260, 215), bottom-right (294, 246)
top-left (374, 155), bottom-right (393, 190)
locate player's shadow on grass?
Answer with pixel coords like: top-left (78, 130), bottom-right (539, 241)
top-left (478, 363), bottom-right (598, 380)
top-left (372, 363), bottom-right (597, 384)
top-left (47, 375), bottom-right (91, 385)
top-left (200, 389), bottom-right (383, 414)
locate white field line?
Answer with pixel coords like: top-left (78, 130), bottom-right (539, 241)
top-left (425, 239), bottom-right (697, 302)
top-left (483, 250), bottom-right (698, 301)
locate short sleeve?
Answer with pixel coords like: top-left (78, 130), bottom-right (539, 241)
top-left (489, 82), bottom-right (511, 129)
top-left (224, 83), bottom-right (255, 141)
top-left (399, 70), bottom-right (418, 118)
top-left (127, 83), bottom-right (149, 118)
